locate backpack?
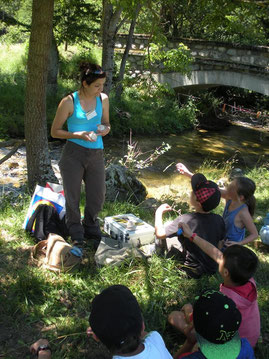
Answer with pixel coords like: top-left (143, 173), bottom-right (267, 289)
top-left (31, 233), bottom-right (81, 272)
top-left (26, 204), bottom-right (68, 242)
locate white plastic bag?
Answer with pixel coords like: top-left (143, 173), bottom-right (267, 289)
top-left (23, 184), bottom-right (66, 230)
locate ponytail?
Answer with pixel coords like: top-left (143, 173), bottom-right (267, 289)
top-left (236, 177), bottom-right (256, 217)
top-left (79, 62), bottom-right (106, 86)
top-left (245, 195), bottom-right (256, 217)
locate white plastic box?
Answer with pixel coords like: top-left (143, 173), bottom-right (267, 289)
top-left (104, 213), bottom-right (155, 248)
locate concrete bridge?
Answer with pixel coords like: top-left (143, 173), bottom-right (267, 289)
top-left (115, 34), bottom-right (269, 95)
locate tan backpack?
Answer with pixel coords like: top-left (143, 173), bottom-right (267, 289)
top-left (31, 233), bottom-right (81, 272)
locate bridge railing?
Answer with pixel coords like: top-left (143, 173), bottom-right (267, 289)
top-left (115, 34), bottom-right (269, 75)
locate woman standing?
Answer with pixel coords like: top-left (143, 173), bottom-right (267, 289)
top-left (51, 63), bottom-right (110, 246)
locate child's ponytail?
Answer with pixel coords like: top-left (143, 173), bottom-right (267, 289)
top-left (236, 177), bottom-right (256, 217)
top-left (245, 195), bottom-right (256, 217)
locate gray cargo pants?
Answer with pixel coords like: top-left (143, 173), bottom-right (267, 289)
top-left (59, 141), bottom-right (106, 240)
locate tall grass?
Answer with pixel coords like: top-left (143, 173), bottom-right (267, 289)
top-left (0, 162), bottom-right (269, 358)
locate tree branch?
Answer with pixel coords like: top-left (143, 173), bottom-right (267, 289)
top-left (0, 140), bottom-right (24, 165)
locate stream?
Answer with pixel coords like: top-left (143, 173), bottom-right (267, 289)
top-left (104, 123), bottom-right (269, 199)
top-left (0, 123), bottom-right (268, 199)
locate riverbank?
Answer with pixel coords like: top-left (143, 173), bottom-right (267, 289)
top-left (1, 123), bottom-right (269, 358)
top-left (0, 159), bottom-right (269, 358)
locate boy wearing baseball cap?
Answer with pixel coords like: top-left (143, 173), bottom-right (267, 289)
top-left (89, 285), bottom-right (173, 358)
top-left (155, 164), bottom-right (225, 278)
top-left (174, 289), bottom-right (255, 359)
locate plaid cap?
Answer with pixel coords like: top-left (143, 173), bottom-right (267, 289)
top-left (193, 290), bottom-right (242, 359)
top-left (89, 285), bottom-right (142, 349)
top-left (191, 173), bottom-right (221, 212)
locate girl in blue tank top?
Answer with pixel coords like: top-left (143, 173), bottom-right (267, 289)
top-left (221, 177), bottom-right (258, 246)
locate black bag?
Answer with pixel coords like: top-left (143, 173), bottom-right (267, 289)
top-left (26, 204), bottom-right (68, 242)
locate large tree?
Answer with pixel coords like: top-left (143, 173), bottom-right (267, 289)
top-left (24, 0), bottom-right (57, 190)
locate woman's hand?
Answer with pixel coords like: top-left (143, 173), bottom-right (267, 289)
top-left (74, 131), bottom-right (97, 142)
top-left (97, 125), bottom-right (110, 137)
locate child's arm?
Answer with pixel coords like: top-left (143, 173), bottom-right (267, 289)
top-left (155, 204), bottom-right (172, 239)
top-left (232, 207), bottom-right (258, 245)
top-left (179, 222), bottom-right (223, 264)
top-left (173, 323), bottom-right (197, 359)
top-left (176, 163), bottom-right (193, 178)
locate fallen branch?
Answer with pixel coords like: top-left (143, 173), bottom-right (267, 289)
top-left (0, 139), bottom-right (24, 148)
top-left (0, 140), bottom-right (24, 165)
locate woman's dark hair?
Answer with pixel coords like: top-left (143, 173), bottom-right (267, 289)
top-left (80, 62), bottom-right (106, 86)
top-left (236, 176), bottom-right (256, 217)
top-left (223, 245), bottom-right (258, 285)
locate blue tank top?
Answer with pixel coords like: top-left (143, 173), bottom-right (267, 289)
top-left (223, 200), bottom-right (247, 242)
top-left (67, 91), bottom-right (103, 149)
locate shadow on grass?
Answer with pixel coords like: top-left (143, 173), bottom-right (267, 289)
top-left (0, 237), bottom-right (101, 359)
top-left (0, 237), bottom-right (51, 358)
top-left (1, 233), bottom-right (269, 358)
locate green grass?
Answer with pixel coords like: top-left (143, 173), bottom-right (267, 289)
top-left (0, 163), bottom-right (269, 358)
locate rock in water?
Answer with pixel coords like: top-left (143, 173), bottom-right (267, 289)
top-left (105, 164), bottom-right (147, 204)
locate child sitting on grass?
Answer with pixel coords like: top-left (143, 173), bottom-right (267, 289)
top-left (221, 176), bottom-right (258, 246)
top-left (171, 289), bottom-right (255, 359)
top-left (155, 170), bottom-right (225, 278)
top-left (88, 284), bottom-right (173, 358)
top-left (31, 285), bottom-right (173, 359)
top-left (170, 222), bottom-right (260, 348)
top-left (176, 163), bottom-right (258, 247)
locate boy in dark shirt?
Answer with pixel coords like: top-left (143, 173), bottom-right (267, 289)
top-left (155, 170), bottom-right (225, 278)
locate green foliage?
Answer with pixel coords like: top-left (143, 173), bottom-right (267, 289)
top-left (0, 43), bottom-right (104, 138)
top-left (195, 91), bottom-right (222, 118)
top-left (136, 0), bottom-right (268, 46)
top-left (109, 85), bottom-right (197, 137)
top-left (199, 1), bottom-right (268, 45)
top-left (0, 0), bottom-right (31, 44)
top-left (145, 42), bottom-right (193, 75)
top-left (0, 44), bottom-right (27, 137)
top-left (53, 0), bottom-right (102, 47)
top-left (59, 45), bottom-right (102, 80)
top-left (0, 24), bottom-right (29, 44)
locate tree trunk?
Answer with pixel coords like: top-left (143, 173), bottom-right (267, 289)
top-left (101, 0), bottom-right (123, 95)
top-left (47, 31), bottom-right (59, 96)
top-left (24, 0), bottom-right (57, 190)
top-left (115, 3), bottom-right (141, 100)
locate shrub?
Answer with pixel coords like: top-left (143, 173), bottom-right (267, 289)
top-left (109, 86), bottom-right (197, 137)
top-left (59, 46), bottom-right (102, 81)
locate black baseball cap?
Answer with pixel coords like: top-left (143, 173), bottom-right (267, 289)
top-left (191, 173), bottom-right (221, 212)
top-left (193, 290), bottom-right (242, 359)
top-left (89, 285), bottom-right (143, 351)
